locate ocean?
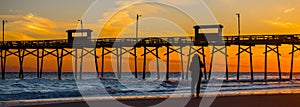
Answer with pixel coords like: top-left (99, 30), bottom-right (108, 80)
top-left (1, 72), bottom-right (300, 101)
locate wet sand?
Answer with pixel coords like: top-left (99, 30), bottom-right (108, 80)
top-left (10, 94), bottom-right (300, 107)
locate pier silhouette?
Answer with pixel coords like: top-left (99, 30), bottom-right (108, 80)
top-left (1, 24), bottom-right (300, 81)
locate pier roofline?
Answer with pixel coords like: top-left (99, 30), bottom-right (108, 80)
top-left (193, 24), bottom-right (224, 29)
top-left (66, 29), bottom-right (93, 33)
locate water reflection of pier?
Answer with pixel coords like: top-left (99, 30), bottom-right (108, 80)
top-left (1, 25), bottom-right (300, 81)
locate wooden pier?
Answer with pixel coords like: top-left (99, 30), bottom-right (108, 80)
top-left (1, 25), bottom-right (300, 81)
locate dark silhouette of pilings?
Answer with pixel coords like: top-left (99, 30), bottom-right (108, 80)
top-left (263, 44), bottom-right (281, 80)
top-left (79, 48), bottom-right (84, 79)
top-left (236, 45), bottom-right (254, 80)
top-left (116, 47), bottom-right (120, 79)
top-left (0, 28), bottom-right (299, 82)
top-left (134, 47), bottom-right (138, 78)
top-left (0, 40), bottom-right (296, 81)
top-left (38, 48), bottom-right (45, 78)
top-left (18, 49), bottom-right (25, 79)
top-left (94, 48), bottom-right (99, 78)
top-left (164, 44), bottom-right (186, 81)
top-left (74, 48), bottom-right (78, 79)
top-left (166, 45), bottom-right (170, 80)
top-left (185, 45), bottom-right (192, 80)
top-left (101, 47), bottom-right (105, 77)
top-left (289, 44), bottom-right (300, 80)
top-left (1, 49), bottom-right (7, 80)
top-left (156, 47), bottom-right (160, 80)
top-left (36, 49), bottom-right (40, 78)
top-left (208, 45), bottom-right (227, 80)
top-left (56, 48), bottom-right (63, 80)
top-left (143, 46), bottom-right (147, 80)
top-left (186, 46), bottom-right (207, 80)
top-left (101, 47), bottom-right (117, 78)
top-left (140, 44), bottom-right (166, 80)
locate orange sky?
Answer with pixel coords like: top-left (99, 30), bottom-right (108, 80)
top-left (1, 0), bottom-right (300, 73)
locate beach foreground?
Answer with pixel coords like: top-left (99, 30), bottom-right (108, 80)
top-left (8, 93), bottom-right (300, 107)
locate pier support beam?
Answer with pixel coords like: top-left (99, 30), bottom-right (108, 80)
top-left (186, 46), bottom-right (192, 80)
top-left (187, 46), bottom-right (207, 80)
top-left (289, 44), bottom-right (300, 80)
top-left (94, 48), bottom-right (99, 78)
top-left (56, 48), bottom-right (64, 80)
top-left (18, 49), bottom-right (25, 79)
top-left (236, 45), bottom-right (254, 80)
top-left (1, 49), bottom-right (7, 80)
top-left (208, 46), bottom-right (215, 80)
top-left (156, 47), bottom-right (160, 80)
top-left (79, 48), bottom-right (84, 79)
top-left (180, 46), bottom-right (184, 80)
top-left (100, 47), bottom-right (118, 78)
top-left (209, 45), bottom-right (227, 80)
top-left (237, 45), bottom-right (241, 80)
top-left (163, 45), bottom-right (185, 80)
top-left (37, 49), bottom-right (40, 78)
top-left (116, 47), bottom-right (120, 79)
top-left (118, 47), bottom-right (137, 79)
top-left (39, 48), bottom-right (44, 78)
top-left (120, 47), bottom-right (123, 79)
top-left (143, 46), bottom-right (147, 80)
top-left (225, 46), bottom-right (229, 80)
top-left (36, 49), bottom-right (45, 78)
top-left (101, 47), bottom-right (105, 77)
top-left (140, 46), bottom-right (162, 80)
top-left (263, 44), bottom-right (281, 80)
top-left (74, 48), bottom-right (78, 79)
top-left (32, 48), bottom-right (44, 78)
top-left (166, 45), bottom-right (170, 80)
top-left (203, 46), bottom-right (207, 80)
top-left (134, 47), bottom-right (138, 78)
top-left (141, 46), bottom-right (161, 80)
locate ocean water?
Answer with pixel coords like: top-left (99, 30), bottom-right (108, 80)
top-left (1, 72), bottom-right (300, 101)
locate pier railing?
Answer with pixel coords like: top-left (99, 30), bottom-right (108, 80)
top-left (1, 34), bottom-right (300, 49)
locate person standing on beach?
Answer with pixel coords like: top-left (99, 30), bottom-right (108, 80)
top-left (189, 54), bottom-right (204, 98)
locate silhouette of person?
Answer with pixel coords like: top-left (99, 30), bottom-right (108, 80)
top-left (189, 54), bottom-right (204, 98)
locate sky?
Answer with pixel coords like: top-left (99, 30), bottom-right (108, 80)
top-left (0, 0), bottom-right (300, 75)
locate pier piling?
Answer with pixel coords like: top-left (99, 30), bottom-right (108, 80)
top-left (94, 48), bottom-right (99, 78)
top-left (156, 47), bottom-right (160, 80)
top-left (166, 45), bottom-right (170, 81)
top-left (143, 46), bottom-right (147, 80)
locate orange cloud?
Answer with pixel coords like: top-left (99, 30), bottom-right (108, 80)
top-left (284, 8), bottom-right (295, 13)
top-left (265, 17), bottom-right (300, 29)
top-left (0, 13), bottom-right (77, 41)
top-left (99, 2), bottom-right (196, 38)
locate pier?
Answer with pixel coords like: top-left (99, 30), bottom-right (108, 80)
top-left (1, 24), bottom-right (300, 81)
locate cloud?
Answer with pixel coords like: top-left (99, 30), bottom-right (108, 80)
top-left (284, 8), bottom-right (295, 13)
top-left (265, 17), bottom-right (300, 28)
top-left (99, 2), bottom-right (196, 38)
top-left (0, 13), bottom-right (77, 40)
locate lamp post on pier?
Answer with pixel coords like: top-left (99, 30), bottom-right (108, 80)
top-left (236, 13), bottom-right (241, 80)
top-left (136, 14), bottom-right (142, 41)
top-left (78, 19), bottom-right (84, 37)
top-left (78, 19), bottom-right (83, 30)
top-left (2, 20), bottom-right (7, 43)
top-left (236, 13), bottom-right (241, 36)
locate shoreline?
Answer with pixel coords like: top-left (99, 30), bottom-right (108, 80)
top-left (3, 92), bottom-right (300, 107)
